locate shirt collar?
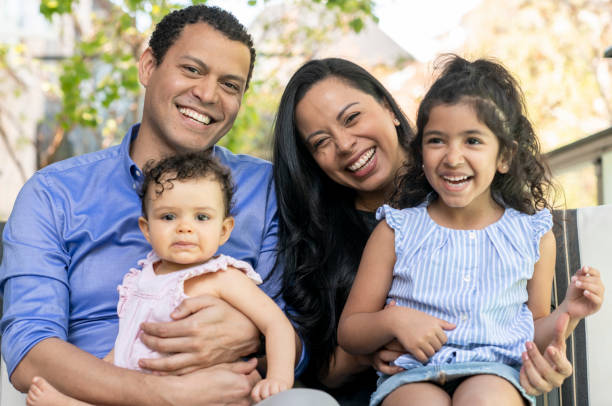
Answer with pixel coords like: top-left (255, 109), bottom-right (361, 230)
top-left (122, 123), bottom-right (145, 189)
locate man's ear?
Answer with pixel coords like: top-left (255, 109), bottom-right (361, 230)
top-left (138, 216), bottom-right (152, 244)
top-left (219, 216), bottom-right (235, 246)
top-left (139, 48), bottom-right (157, 88)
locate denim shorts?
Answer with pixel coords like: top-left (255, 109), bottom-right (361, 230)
top-left (370, 361), bottom-right (535, 406)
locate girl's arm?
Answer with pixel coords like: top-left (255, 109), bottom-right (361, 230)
top-left (338, 222), bottom-right (454, 362)
top-left (185, 268), bottom-right (295, 402)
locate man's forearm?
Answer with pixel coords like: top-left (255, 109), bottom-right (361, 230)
top-left (11, 337), bottom-right (164, 405)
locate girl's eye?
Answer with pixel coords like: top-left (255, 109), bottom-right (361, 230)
top-left (467, 137), bottom-right (482, 145)
top-left (425, 137), bottom-right (443, 144)
top-left (162, 213), bottom-right (176, 221)
top-left (196, 214), bottom-right (209, 221)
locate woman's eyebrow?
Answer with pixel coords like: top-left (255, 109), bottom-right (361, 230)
top-left (337, 102), bottom-right (359, 121)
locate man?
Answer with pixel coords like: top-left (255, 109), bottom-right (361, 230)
top-left (1, 5), bottom-right (320, 405)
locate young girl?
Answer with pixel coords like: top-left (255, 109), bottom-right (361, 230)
top-left (338, 55), bottom-right (604, 406)
top-left (27, 152), bottom-right (295, 406)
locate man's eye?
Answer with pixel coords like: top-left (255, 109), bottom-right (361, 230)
top-left (196, 214), bottom-right (209, 221)
top-left (224, 81), bottom-right (240, 92)
top-left (184, 66), bottom-right (199, 74)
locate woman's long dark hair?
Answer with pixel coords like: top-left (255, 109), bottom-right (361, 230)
top-left (272, 58), bottom-right (413, 381)
top-left (392, 55), bottom-right (555, 214)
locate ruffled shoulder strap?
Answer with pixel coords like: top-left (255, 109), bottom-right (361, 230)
top-left (375, 204), bottom-right (433, 258)
top-left (116, 252), bottom-right (153, 317)
top-left (530, 208), bottom-right (553, 260)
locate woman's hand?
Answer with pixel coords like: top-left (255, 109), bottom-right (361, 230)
top-left (562, 266), bottom-right (605, 320)
top-left (137, 295), bottom-right (260, 374)
top-left (520, 313), bottom-right (573, 396)
top-left (371, 339), bottom-right (405, 375)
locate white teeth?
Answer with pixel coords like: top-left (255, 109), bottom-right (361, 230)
top-left (443, 175), bottom-right (470, 183)
top-left (348, 148), bottom-right (375, 172)
top-left (179, 107), bottom-right (211, 125)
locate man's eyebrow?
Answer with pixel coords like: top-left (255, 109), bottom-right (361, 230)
top-left (180, 55), bottom-right (246, 86)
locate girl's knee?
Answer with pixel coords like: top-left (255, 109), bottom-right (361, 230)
top-left (452, 375), bottom-right (524, 406)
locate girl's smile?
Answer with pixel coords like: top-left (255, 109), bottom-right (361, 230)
top-left (422, 102), bottom-right (509, 224)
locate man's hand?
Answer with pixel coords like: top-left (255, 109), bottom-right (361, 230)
top-left (520, 313), bottom-right (573, 396)
top-left (138, 295), bottom-right (260, 374)
top-left (159, 358), bottom-right (260, 406)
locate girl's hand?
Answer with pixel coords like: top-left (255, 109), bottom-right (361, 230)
top-left (386, 306), bottom-right (455, 363)
top-left (562, 266), bottom-right (605, 320)
top-left (520, 313), bottom-right (573, 395)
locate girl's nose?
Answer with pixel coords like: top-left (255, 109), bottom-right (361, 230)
top-left (444, 144), bottom-right (464, 167)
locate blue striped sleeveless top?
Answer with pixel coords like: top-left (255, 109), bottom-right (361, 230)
top-left (376, 203), bottom-right (552, 370)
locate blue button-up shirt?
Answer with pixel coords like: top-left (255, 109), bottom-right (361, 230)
top-left (1, 124), bottom-right (306, 377)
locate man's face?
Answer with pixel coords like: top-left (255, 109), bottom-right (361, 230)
top-left (139, 22), bottom-right (251, 154)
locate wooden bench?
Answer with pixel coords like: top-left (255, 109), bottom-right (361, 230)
top-left (1, 207), bottom-right (610, 405)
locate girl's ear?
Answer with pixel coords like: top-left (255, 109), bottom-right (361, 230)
top-left (138, 216), bottom-right (152, 244)
top-left (219, 216), bottom-right (235, 246)
top-left (497, 141), bottom-right (518, 174)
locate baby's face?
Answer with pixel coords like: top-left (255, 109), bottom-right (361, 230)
top-left (139, 176), bottom-right (233, 272)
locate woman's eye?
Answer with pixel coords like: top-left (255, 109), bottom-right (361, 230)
top-left (312, 137), bottom-right (330, 150)
top-left (196, 214), bottom-right (209, 221)
top-left (162, 213), bottom-right (176, 221)
top-left (345, 112), bottom-right (360, 125)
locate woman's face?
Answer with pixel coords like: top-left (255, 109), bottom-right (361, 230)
top-left (295, 78), bottom-right (406, 203)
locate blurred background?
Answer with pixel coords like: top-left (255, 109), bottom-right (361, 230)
top-left (1, 0), bottom-right (611, 220)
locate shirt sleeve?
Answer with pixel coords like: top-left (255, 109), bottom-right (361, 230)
top-left (0, 173), bottom-right (70, 377)
top-left (254, 174), bottom-right (309, 376)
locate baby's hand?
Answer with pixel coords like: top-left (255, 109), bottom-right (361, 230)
top-left (386, 306), bottom-right (455, 363)
top-left (251, 376), bottom-right (291, 403)
top-left (562, 266), bottom-right (605, 320)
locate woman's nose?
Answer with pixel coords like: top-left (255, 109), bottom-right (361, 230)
top-left (335, 131), bottom-right (357, 154)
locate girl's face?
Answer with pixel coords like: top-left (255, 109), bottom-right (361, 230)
top-left (138, 176), bottom-right (234, 274)
top-left (422, 102), bottom-right (510, 213)
top-left (295, 77), bottom-right (406, 207)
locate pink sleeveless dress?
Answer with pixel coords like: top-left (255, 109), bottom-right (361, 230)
top-left (113, 251), bottom-right (262, 370)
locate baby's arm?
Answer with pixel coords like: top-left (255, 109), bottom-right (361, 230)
top-left (338, 222), bottom-right (455, 363)
top-left (186, 267), bottom-right (295, 403)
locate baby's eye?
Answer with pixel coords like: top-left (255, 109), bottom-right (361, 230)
top-left (162, 213), bottom-right (176, 221)
top-left (196, 214), bottom-right (209, 221)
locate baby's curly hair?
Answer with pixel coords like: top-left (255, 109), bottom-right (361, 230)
top-left (140, 151), bottom-right (234, 218)
top-left (392, 55), bottom-right (556, 214)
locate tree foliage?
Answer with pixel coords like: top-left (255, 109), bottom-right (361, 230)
top-left (29, 0), bottom-right (376, 164)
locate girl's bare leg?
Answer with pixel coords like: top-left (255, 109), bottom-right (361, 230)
top-left (452, 375), bottom-right (525, 406)
top-left (382, 382), bottom-right (451, 406)
top-left (26, 377), bottom-right (93, 406)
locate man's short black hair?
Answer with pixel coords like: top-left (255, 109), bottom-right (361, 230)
top-left (149, 4), bottom-right (256, 89)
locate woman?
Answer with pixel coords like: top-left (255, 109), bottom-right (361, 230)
top-left (272, 58), bottom-right (573, 404)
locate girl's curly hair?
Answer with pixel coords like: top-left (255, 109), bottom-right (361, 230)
top-left (392, 54), bottom-right (556, 214)
top-left (140, 151), bottom-right (234, 218)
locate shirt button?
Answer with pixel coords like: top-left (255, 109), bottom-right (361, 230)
top-left (463, 274), bottom-right (471, 282)
top-left (132, 183), bottom-right (137, 189)
top-left (135, 170), bottom-right (141, 177)
top-left (469, 232), bottom-right (476, 239)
